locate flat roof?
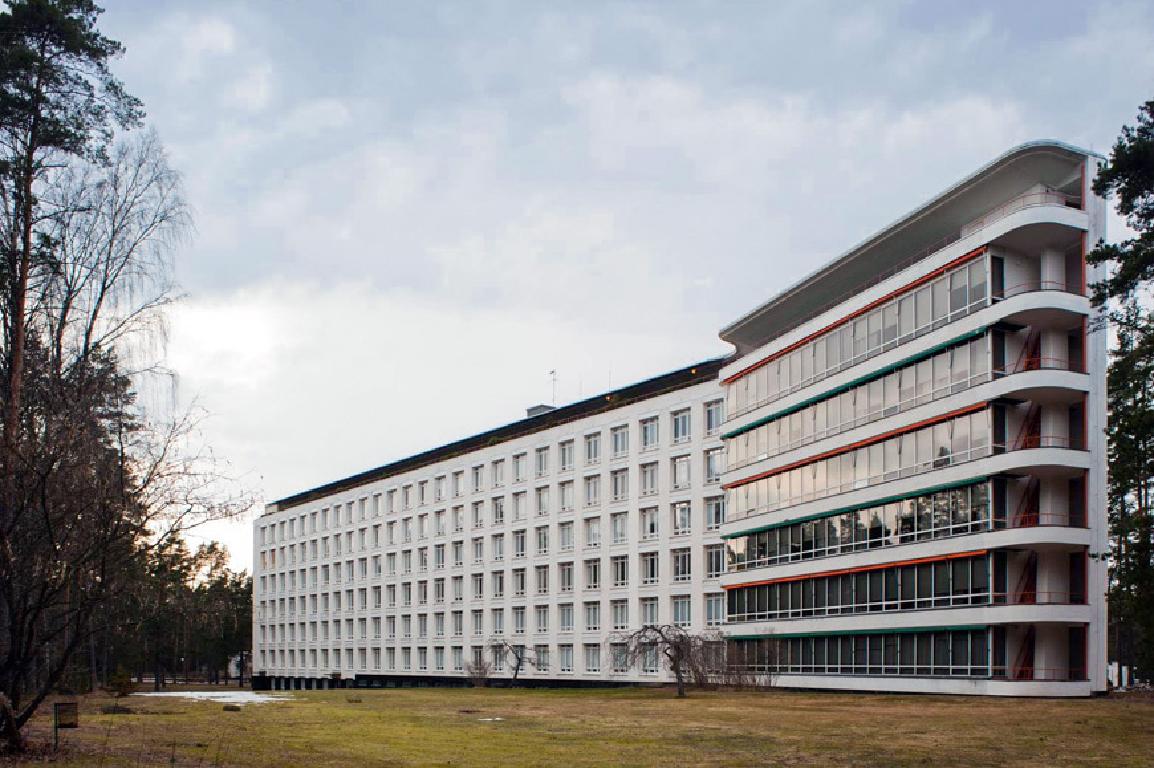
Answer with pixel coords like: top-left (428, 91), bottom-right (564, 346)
top-left (719, 140), bottom-right (1101, 355)
top-left (267, 356), bottom-right (729, 514)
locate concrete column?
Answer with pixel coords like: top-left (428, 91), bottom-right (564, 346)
top-left (1041, 404), bottom-right (1069, 447)
top-left (1034, 624), bottom-right (1069, 681)
top-left (1039, 477), bottom-right (1070, 526)
top-left (1035, 549), bottom-right (1070, 604)
top-left (1040, 247), bottom-right (1066, 292)
top-left (1040, 329), bottom-right (1067, 370)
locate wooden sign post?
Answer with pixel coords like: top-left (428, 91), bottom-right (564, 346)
top-left (53, 701), bottom-right (78, 750)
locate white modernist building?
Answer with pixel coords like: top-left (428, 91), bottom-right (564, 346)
top-left (253, 362), bottom-right (731, 688)
top-left (253, 140), bottom-right (1108, 695)
top-left (719, 141), bottom-right (1108, 696)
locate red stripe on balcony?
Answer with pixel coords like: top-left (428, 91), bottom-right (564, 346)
top-left (722, 549), bottom-right (989, 590)
top-left (722, 246), bottom-right (988, 385)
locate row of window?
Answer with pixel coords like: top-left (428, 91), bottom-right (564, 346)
top-left (260, 546), bottom-right (727, 621)
top-left (261, 637), bottom-right (685, 676)
top-left (726, 554), bottom-right (992, 623)
top-left (259, 403), bottom-right (725, 547)
top-left (727, 257), bottom-right (990, 419)
top-left (725, 482), bottom-right (990, 571)
top-left (258, 500), bottom-right (727, 593)
top-left (259, 452), bottom-right (724, 569)
top-left (727, 335), bottom-right (991, 471)
top-left (259, 593), bottom-right (726, 650)
top-left (726, 628), bottom-right (992, 677)
top-left (728, 409), bottom-right (992, 522)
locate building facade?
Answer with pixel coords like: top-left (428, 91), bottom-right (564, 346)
top-left (719, 141), bottom-right (1108, 696)
top-left (253, 362), bottom-right (730, 688)
top-left (253, 141), bottom-right (1108, 695)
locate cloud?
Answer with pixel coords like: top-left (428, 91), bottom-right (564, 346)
top-left (98, 0), bottom-right (1153, 571)
top-left (225, 63), bottom-right (274, 112)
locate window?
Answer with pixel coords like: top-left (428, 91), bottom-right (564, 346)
top-left (535, 605), bottom-right (549, 633)
top-left (611, 426), bottom-right (629, 457)
top-left (584, 517), bottom-right (600, 549)
top-left (472, 537), bottom-right (483, 563)
top-left (584, 644), bottom-right (601, 673)
top-left (492, 459), bottom-right (505, 487)
top-left (491, 571), bottom-right (504, 598)
top-left (492, 497), bottom-right (505, 525)
top-left (640, 597), bottom-right (658, 625)
top-left (535, 447), bottom-right (549, 477)
top-left (705, 400), bottom-right (724, 435)
top-left (537, 486), bottom-right (552, 516)
top-left (672, 548), bottom-right (691, 582)
top-left (640, 417), bottom-right (659, 450)
top-left (559, 440), bottom-right (575, 472)
top-left (672, 409), bottom-right (691, 443)
top-left (559, 562), bottom-right (574, 592)
top-left (472, 465), bottom-right (483, 493)
top-left (584, 601), bottom-right (600, 631)
top-left (672, 456), bottom-right (691, 490)
top-left (705, 449), bottom-right (724, 484)
top-left (491, 533), bottom-right (504, 561)
top-left (640, 552), bottom-right (659, 585)
top-left (640, 507), bottom-right (658, 540)
top-left (611, 599), bottom-right (629, 630)
top-left (610, 469), bottom-right (629, 501)
top-left (705, 545), bottom-right (724, 578)
top-left (584, 475), bottom-right (600, 507)
top-left (471, 502), bottom-right (483, 529)
top-left (585, 558), bottom-right (601, 589)
top-left (512, 492), bottom-right (525, 521)
top-left (558, 481), bottom-right (573, 512)
top-left (512, 568), bottom-right (526, 596)
top-left (513, 606), bottom-right (526, 634)
top-left (559, 603), bottom-right (574, 632)
top-left (672, 596), bottom-right (691, 627)
top-left (535, 564), bottom-right (549, 594)
top-left (559, 644), bottom-right (574, 672)
top-left (491, 608), bottom-right (504, 635)
top-left (559, 522), bottom-right (574, 551)
top-left (585, 433), bottom-right (601, 464)
top-left (513, 529), bottom-right (526, 558)
top-left (536, 525), bottom-right (549, 555)
top-left (704, 497), bottom-right (725, 531)
top-left (640, 463), bottom-right (658, 496)
top-left (452, 471), bottom-right (463, 498)
top-left (610, 512), bottom-right (628, 544)
top-left (611, 555), bottom-right (628, 587)
top-left (672, 502), bottom-right (691, 536)
top-left (512, 453), bottom-right (526, 483)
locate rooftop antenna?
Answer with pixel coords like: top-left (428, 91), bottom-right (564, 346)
top-left (548, 370), bottom-right (557, 405)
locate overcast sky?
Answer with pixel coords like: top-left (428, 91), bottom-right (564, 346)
top-left (100, 0), bottom-right (1154, 570)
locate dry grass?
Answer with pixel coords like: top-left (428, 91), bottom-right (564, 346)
top-left (12, 686), bottom-right (1154, 767)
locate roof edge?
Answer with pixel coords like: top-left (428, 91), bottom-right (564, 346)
top-left (719, 139), bottom-right (1101, 344)
top-left (267, 355), bottom-right (731, 514)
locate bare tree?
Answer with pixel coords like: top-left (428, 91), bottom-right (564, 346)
top-left (464, 659), bottom-right (493, 688)
top-left (613, 625), bottom-right (723, 698)
top-left (0, 132), bottom-right (249, 751)
top-left (488, 639), bottom-right (537, 684)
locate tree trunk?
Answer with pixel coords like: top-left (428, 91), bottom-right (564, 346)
top-left (673, 666), bottom-right (686, 698)
top-left (0, 694), bottom-right (24, 753)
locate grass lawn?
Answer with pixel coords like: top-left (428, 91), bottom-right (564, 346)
top-left (13, 686), bottom-right (1154, 767)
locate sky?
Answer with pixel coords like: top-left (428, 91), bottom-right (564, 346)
top-left (98, 0), bottom-right (1154, 571)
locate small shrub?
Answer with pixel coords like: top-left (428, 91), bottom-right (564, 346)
top-left (105, 668), bottom-right (136, 699)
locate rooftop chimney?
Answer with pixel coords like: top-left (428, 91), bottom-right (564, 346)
top-left (526, 404), bottom-right (556, 418)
